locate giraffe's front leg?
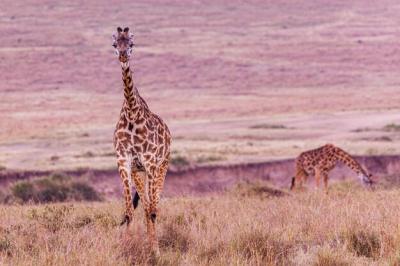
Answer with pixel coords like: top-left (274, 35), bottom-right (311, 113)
top-left (322, 172), bottom-right (329, 194)
top-left (147, 161), bottom-right (169, 254)
top-left (314, 167), bottom-right (321, 189)
top-left (145, 168), bottom-right (160, 254)
top-left (117, 158), bottom-right (134, 227)
top-left (131, 169), bottom-right (159, 253)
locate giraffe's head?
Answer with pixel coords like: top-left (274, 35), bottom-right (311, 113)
top-left (359, 172), bottom-right (374, 187)
top-left (112, 27), bottom-right (134, 63)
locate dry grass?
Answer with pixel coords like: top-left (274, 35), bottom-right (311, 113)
top-left (1, 182), bottom-right (400, 265)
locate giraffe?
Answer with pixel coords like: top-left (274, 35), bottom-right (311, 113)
top-left (112, 26), bottom-right (171, 253)
top-left (290, 144), bottom-right (373, 193)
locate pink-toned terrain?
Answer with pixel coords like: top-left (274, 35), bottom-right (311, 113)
top-left (0, 0), bottom-right (399, 190)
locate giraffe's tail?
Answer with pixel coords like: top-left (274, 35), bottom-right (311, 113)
top-left (132, 191), bottom-right (140, 209)
top-left (289, 176), bottom-right (296, 190)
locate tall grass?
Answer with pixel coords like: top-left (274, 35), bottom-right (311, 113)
top-left (1, 182), bottom-right (400, 265)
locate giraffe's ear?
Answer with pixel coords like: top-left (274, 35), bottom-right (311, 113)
top-left (117, 27), bottom-right (123, 33)
top-left (124, 27), bottom-right (129, 33)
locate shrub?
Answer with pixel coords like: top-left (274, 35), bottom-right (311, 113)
top-left (170, 155), bottom-right (190, 168)
top-left (50, 155), bottom-right (60, 161)
top-left (69, 182), bottom-right (101, 201)
top-left (11, 181), bottom-right (35, 202)
top-left (49, 172), bottom-right (71, 183)
top-left (231, 181), bottom-right (287, 199)
top-left (9, 175), bottom-right (101, 204)
top-left (249, 123), bottom-right (287, 129)
top-left (383, 123), bottom-right (400, 132)
top-left (35, 178), bottom-right (69, 203)
top-left (196, 155), bottom-right (224, 164)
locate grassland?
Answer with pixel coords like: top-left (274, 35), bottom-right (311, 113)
top-left (1, 181), bottom-right (400, 265)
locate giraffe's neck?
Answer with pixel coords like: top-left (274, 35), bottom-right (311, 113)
top-left (334, 147), bottom-right (368, 176)
top-left (121, 61), bottom-right (142, 119)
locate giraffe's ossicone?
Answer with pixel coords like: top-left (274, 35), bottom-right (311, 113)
top-left (290, 144), bottom-right (373, 193)
top-left (112, 26), bottom-right (171, 254)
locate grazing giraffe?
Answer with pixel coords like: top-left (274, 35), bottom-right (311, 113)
top-left (290, 144), bottom-right (373, 193)
top-left (112, 27), bottom-right (171, 253)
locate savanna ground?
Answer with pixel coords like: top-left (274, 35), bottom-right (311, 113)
top-left (1, 181), bottom-right (400, 265)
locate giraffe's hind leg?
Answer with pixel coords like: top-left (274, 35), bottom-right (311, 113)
top-left (322, 172), bottom-right (329, 194)
top-left (292, 168), bottom-right (308, 191)
top-left (315, 167), bottom-right (329, 193)
top-left (315, 169), bottom-right (321, 189)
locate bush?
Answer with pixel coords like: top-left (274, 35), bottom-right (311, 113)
top-left (69, 182), bottom-right (101, 201)
top-left (249, 123), bottom-right (287, 129)
top-left (383, 123), bottom-right (400, 132)
top-left (35, 178), bottom-right (69, 203)
top-left (49, 172), bottom-right (71, 183)
top-left (11, 181), bottom-right (35, 202)
top-left (9, 175), bottom-right (102, 204)
top-left (170, 155), bottom-right (190, 168)
top-left (196, 155), bottom-right (224, 164)
top-left (231, 181), bottom-right (287, 199)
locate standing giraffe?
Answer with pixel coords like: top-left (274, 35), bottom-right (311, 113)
top-left (290, 144), bottom-right (373, 193)
top-left (112, 27), bottom-right (171, 253)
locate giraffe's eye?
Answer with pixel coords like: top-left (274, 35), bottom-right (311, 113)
top-left (129, 43), bottom-right (133, 48)
top-left (112, 43), bottom-right (117, 48)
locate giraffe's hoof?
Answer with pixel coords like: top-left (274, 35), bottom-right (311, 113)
top-left (120, 215), bottom-right (131, 226)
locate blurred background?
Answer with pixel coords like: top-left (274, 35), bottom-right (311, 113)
top-left (0, 0), bottom-right (400, 197)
